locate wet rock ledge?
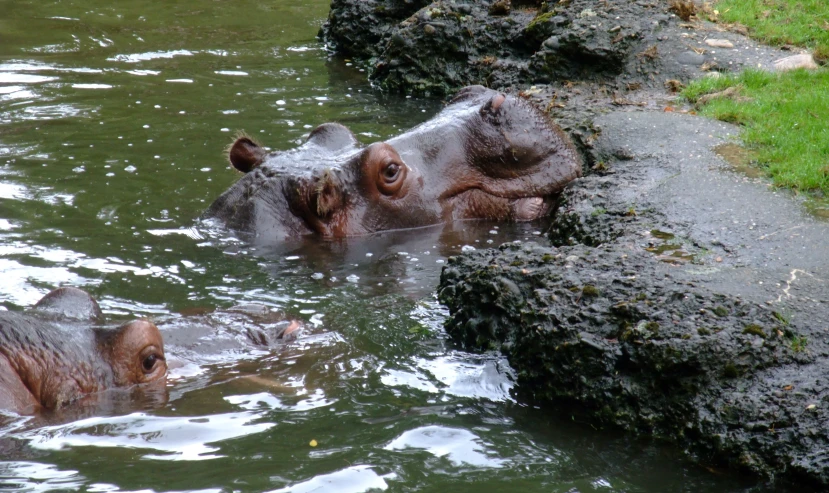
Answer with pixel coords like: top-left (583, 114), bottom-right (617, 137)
top-left (439, 241), bottom-right (824, 485)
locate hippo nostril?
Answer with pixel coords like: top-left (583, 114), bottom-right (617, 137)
top-left (311, 171), bottom-right (343, 218)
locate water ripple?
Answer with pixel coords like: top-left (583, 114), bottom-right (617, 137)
top-left (265, 465), bottom-right (391, 493)
top-left (16, 411), bottom-right (273, 461)
top-left (385, 425), bottom-right (506, 469)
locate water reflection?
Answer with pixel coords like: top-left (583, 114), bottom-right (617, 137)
top-left (19, 412), bottom-right (274, 461)
top-left (385, 425), bottom-right (506, 469)
top-left (0, 461), bottom-right (85, 492)
top-left (265, 465), bottom-right (392, 493)
top-left (381, 350), bottom-right (514, 403)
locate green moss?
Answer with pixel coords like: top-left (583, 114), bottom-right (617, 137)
top-left (526, 11), bottom-right (556, 32)
top-left (742, 324), bottom-right (767, 338)
top-left (773, 311), bottom-right (791, 326)
top-left (541, 253), bottom-right (555, 262)
top-left (723, 363), bottom-right (740, 378)
top-left (712, 306), bottom-right (729, 317)
top-left (635, 293), bottom-right (647, 301)
top-left (644, 321), bottom-right (659, 332)
top-left (510, 260), bottom-right (524, 266)
top-left (697, 327), bottom-right (711, 336)
top-left (591, 207), bottom-right (607, 217)
top-left (582, 285), bottom-right (600, 297)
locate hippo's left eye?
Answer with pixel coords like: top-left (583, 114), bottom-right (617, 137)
top-left (377, 160), bottom-right (407, 196)
top-left (364, 143), bottom-right (407, 197)
top-left (142, 353), bottom-right (163, 373)
top-left (382, 163), bottom-right (401, 183)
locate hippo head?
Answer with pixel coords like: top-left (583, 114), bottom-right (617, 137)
top-left (96, 319), bottom-right (167, 389)
top-left (0, 302), bottom-right (167, 413)
top-left (206, 85), bottom-right (581, 241)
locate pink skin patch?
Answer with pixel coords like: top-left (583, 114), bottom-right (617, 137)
top-left (280, 320), bottom-right (303, 341)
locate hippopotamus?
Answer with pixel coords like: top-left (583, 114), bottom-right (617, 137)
top-left (0, 287), bottom-right (167, 415)
top-left (205, 85), bottom-right (581, 241)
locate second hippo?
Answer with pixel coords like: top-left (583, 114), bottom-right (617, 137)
top-left (206, 85), bottom-right (581, 241)
top-left (0, 287), bottom-right (167, 415)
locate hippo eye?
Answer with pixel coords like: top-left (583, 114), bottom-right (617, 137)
top-left (382, 163), bottom-right (401, 183)
top-left (364, 143), bottom-right (407, 197)
top-left (377, 160), bottom-right (407, 196)
top-left (142, 353), bottom-right (162, 373)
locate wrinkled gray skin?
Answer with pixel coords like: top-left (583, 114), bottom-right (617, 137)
top-left (32, 285), bottom-right (104, 323)
top-left (206, 85), bottom-right (581, 242)
top-left (0, 288), bottom-right (166, 415)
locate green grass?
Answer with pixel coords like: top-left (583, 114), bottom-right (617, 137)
top-left (688, 0), bottom-right (829, 193)
top-left (714, 0), bottom-right (829, 60)
top-left (789, 334), bottom-right (808, 353)
top-left (684, 69), bottom-right (829, 192)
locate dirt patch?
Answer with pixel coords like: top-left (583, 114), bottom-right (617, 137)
top-left (714, 143), bottom-right (764, 178)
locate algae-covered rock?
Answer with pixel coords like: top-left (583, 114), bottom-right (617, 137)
top-left (438, 241), bottom-right (828, 482)
top-left (370, 1), bottom-right (533, 95)
top-left (323, 0), bottom-right (703, 96)
top-left (322, 0), bottom-right (433, 59)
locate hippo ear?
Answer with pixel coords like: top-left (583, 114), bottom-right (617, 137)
top-left (228, 137), bottom-right (266, 173)
top-left (478, 92), bottom-right (508, 119)
top-left (449, 85), bottom-right (494, 105)
top-left (307, 123), bottom-right (358, 151)
top-left (32, 287), bottom-right (103, 323)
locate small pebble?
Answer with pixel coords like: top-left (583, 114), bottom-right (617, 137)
top-left (773, 54), bottom-right (819, 72)
top-left (705, 39), bottom-right (734, 49)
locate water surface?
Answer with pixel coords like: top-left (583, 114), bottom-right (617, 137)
top-left (0, 1), bottom-right (787, 491)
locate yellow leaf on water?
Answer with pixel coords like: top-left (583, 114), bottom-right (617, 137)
top-left (309, 439), bottom-right (318, 447)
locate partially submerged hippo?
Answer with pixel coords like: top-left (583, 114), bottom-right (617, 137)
top-left (0, 287), bottom-right (167, 415)
top-left (206, 86), bottom-right (581, 241)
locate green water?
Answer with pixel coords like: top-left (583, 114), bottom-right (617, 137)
top-left (0, 1), bottom-right (785, 492)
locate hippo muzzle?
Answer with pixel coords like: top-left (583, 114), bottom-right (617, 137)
top-left (205, 86), bottom-right (582, 241)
